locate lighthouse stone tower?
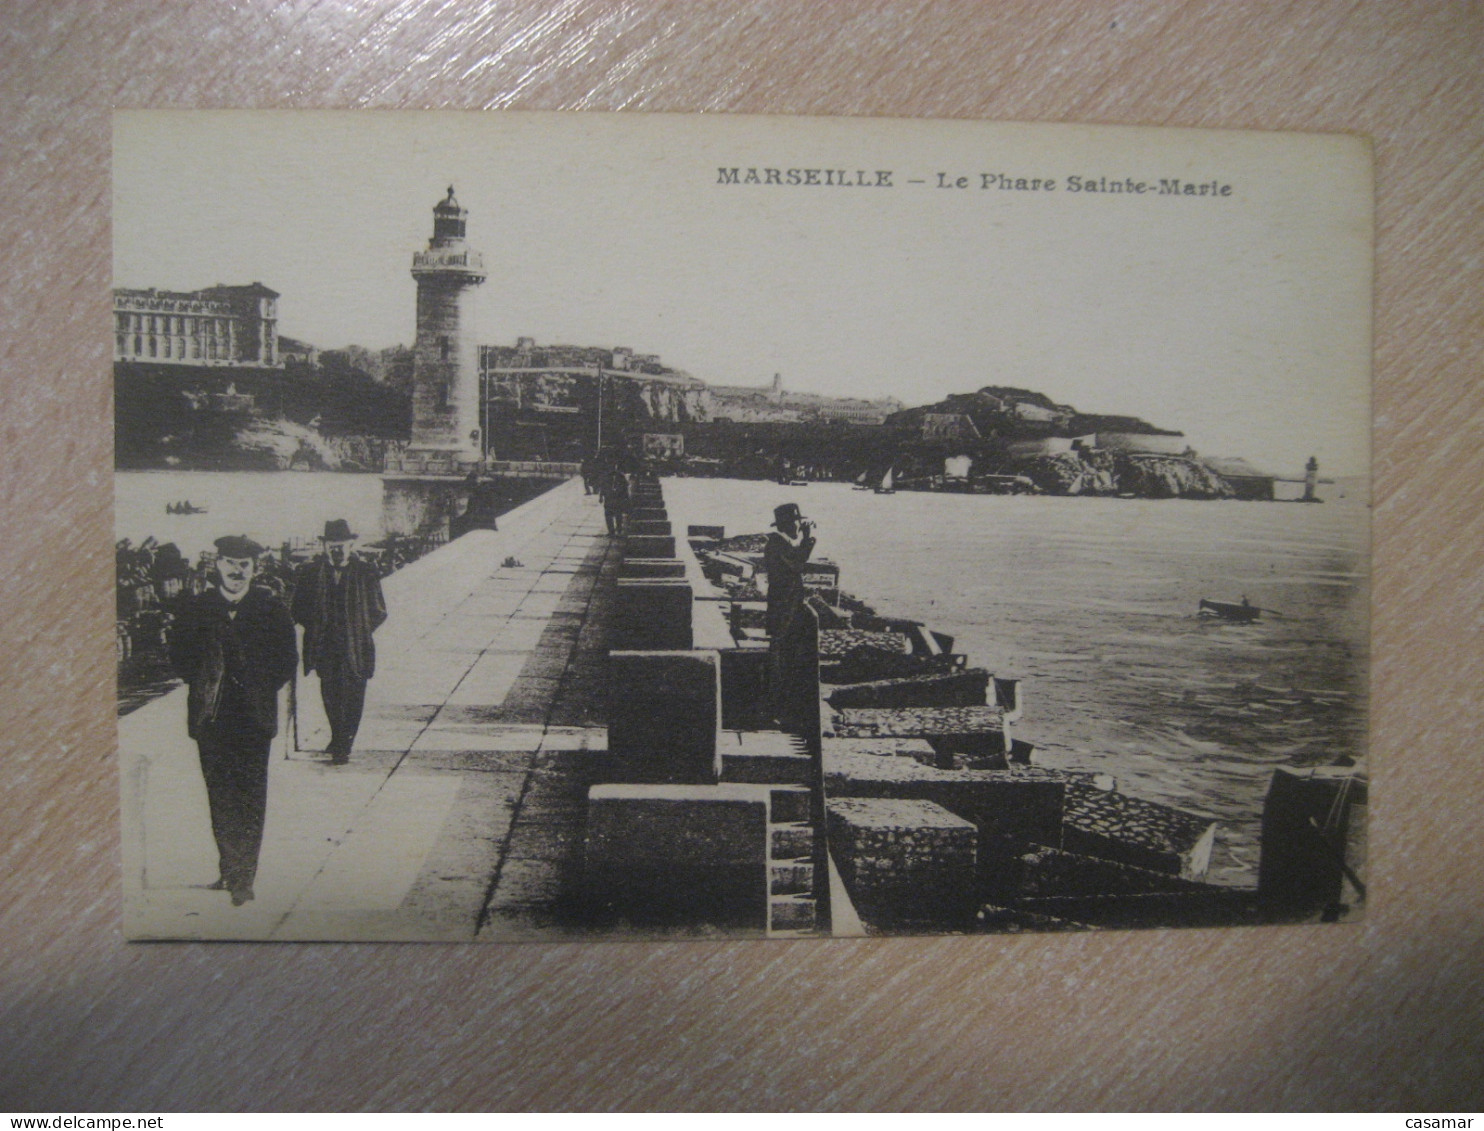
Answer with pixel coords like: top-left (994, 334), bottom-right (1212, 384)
top-left (410, 186), bottom-right (486, 459)
top-left (382, 187), bottom-right (491, 536)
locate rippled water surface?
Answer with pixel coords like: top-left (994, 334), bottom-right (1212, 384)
top-left (664, 477), bottom-right (1370, 887)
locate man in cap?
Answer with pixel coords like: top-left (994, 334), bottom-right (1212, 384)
top-left (764, 502), bottom-right (817, 727)
top-left (292, 518), bottom-right (388, 764)
top-left (169, 534), bottom-right (298, 905)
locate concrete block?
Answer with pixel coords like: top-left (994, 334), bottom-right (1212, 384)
top-left (612, 578), bottom-right (693, 651)
top-left (631, 507), bottom-right (669, 523)
top-left (582, 783), bottom-right (769, 930)
top-left (720, 646), bottom-right (771, 731)
top-left (1063, 783), bottom-right (1218, 879)
top-left (771, 826), bottom-right (814, 860)
top-left (822, 736), bottom-right (938, 761)
top-left (1014, 842), bottom-right (1216, 898)
top-left (827, 669), bottom-right (990, 710)
top-left (828, 705), bottom-right (1010, 766)
top-left (625, 534), bottom-right (676, 559)
top-left (823, 746), bottom-right (1065, 847)
top-left (719, 729), bottom-right (812, 785)
top-left (606, 650), bottom-right (721, 783)
top-left (618, 558), bottom-right (686, 580)
top-left (688, 524), bottom-right (725, 540)
top-left (827, 797), bottom-right (977, 929)
top-left (769, 896), bottom-right (817, 932)
top-left (629, 519), bottom-right (674, 537)
top-left (709, 552), bottom-right (757, 579)
top-left (771, 862), bottom-right (814, 895)
top-left (768, 785), bottom-right (812, 825)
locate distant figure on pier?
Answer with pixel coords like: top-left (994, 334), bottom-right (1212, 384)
top-left (765, 502), bottom-right (817, 727)
top-left (169, 535), bottom-right (297, 906)
top-left (1303, 455), bottom-right (1320, 503)
top-left (292, 519), bottom-right (388, 765)
top-left (580, 456), bottom-right (596, 495)
top-left (601, 464), bottom-right (631, 536)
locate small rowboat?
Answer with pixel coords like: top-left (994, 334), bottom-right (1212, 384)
top-left (1199, 598), bottom-right (1261, 622)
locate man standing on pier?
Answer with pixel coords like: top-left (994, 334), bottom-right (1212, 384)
top-left (169, 535), bottom-right (298, 906)
top-left (765, 502), bottom-right (817, 728)
top-left (600, 463), bottom-right (631, 536)
top-left (293, 519), bottom-right (388, 764)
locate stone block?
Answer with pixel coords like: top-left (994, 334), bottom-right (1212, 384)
top-left (612, 578), bottom-right (693, 651)
top-left (709, 552), bottom-right (758, 579)
top-left (827, 668), bottom-right (990, 710)
top-left (771, 862), bottom-right (814, 895)
top-left (823, 746), bottom-right (1065, 847)
top-left (769, 896), bottom-right (817, 932)
top-left (1063, 783), bottom-right (1217, 878)
top-left (606, 650), bottom-right (721, 783)
top-left (770, 825), bottom-right (814, 860)
top-left (625, 534), bottom-right (677, 559)
top-left (768, 785), bottom-right (812, 825)
top-left (827, 797), bottom-right (977, 929)
top-left (720, 647), bottom-right (771, 730)
top-left (582, 783), bottom-right (769, 930)
top-left (828, 705), bottom-right (1010, 766)
top-left (1013, 842), bottom-right (1216, 898)
top-left (688, 524), bottom-right (726, 540)
top-left (719, 729), bottom-right (812, 785)
top-left (630, 506), bottom-right (669, 523)
top-left (628, 519), bottom-right (673, 538)
top-left (618, 558), bottom-right (687, 580)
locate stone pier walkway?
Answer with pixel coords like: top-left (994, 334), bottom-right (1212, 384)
top-left (120, 479), bottom-right (615, 941)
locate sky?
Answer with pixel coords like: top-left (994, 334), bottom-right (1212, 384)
top-left (114, 111), bottom-right (1372, 476)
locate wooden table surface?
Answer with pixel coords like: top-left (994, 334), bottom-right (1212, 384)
top-left (2, 0), bottom-right (1481, 1112)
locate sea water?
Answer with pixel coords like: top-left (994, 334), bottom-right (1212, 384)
top-left (663, 477), bottom-right (1370, 887)
top-left (115, 470), bottom-right (389, 560)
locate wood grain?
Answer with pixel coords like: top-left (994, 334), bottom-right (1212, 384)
top-left (2, 0), bottom-right (1481, 1111)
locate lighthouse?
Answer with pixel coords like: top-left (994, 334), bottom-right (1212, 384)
top-left (409, 186), bottom-right (487, 460)
top-left (382, 187), bottom-right (492, 536)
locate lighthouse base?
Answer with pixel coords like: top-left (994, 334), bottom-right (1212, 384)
top-left (381, 474), bottom-right (477, 539)
top-left (382, 469), bottom-right (576, 539)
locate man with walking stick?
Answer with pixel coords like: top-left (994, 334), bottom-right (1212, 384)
top-left (292, 519), bottom-right (388, 764)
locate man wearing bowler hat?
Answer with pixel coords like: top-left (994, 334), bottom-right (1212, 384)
top-left (764, 502), bottom-right (817, 727)
top-left (293, 518), bottom-right (388, 764)
top-left (169, 534), bottom-right (298, 905)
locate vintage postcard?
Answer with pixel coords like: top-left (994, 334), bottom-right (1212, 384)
top-left (114, 111), bottom-right (1371, 941)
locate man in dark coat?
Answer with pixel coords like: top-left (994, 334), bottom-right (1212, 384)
top-left (169, 534), bottom-right (298, 906)
top-left (764, 502), bottom-right (817, 728)
top-left (764, 502), bottom-right (816, 640)
top-left (600, 464), bottom-right (630, 536)
top-left (292, 518), bottom-right (388, 764)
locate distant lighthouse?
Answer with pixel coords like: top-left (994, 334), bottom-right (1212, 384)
top-left (409, 186), bottom-right (487, 460)
top-left (1303, 455), bottom-right (1319, 502)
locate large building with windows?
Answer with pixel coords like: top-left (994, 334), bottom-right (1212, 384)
top-left (113, 283), bottom-right (281, 367)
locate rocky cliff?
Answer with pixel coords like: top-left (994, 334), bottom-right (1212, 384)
top-left (1016, 451), bottom-right (1234, 499)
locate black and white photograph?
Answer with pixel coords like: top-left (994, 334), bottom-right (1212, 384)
top-left (114, 110), bottom-right (1371, 942)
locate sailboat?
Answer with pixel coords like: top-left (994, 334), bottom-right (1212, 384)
top-left (874, 467), bottom-right (896, 495)
top-left (852, 470), bottom-right (872, 491)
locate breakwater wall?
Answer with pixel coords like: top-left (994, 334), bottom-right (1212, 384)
top-left (581, 476), bottom-right (1368, 934)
